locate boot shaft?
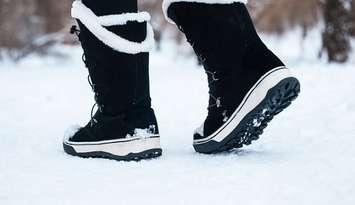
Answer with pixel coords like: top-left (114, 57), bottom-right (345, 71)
top-left (77, 21), bottom-right (151, 114)
top-left (167, 2), bottom-right (284, 72)
top-left (72, 0), bottom-right (154, 115)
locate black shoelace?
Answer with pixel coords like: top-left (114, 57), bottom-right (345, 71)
top-left (179, 24), bottom-right (230, 123)
top-left (70, 25), bottom-right (105, 126)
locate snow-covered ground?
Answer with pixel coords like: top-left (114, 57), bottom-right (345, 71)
top-left (1, 34), bottom-right (355, 205)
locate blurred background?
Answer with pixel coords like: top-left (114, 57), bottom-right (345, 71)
top-left (2, 2), bottom-right (355, 203)
top-left (0, 0), bottom-right (354, 63)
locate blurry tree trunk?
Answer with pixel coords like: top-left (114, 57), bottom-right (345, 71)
top-left (322, 0), bottom-right (350, 63)
top-left (350, 0), bottom-right (355, 36)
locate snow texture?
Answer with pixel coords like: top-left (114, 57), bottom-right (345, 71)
top-left (132, 128), bottom-right (156, 139)
top-left (63, 125), bottom-right (81, 141)
top-left (1, 31), bottom-right (355, 205)
top-left (71, 0), bottom-right (155, 54)
top-left (162, 0), bottom-right (248, 23)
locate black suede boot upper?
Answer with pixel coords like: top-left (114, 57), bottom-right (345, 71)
top-left (69, 0), bottom-right (158, 142)
top-left (168, 2), bottom-right (285, 138)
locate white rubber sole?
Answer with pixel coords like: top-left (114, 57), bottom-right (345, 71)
top-left (63, 135), bottom-right (162, 160)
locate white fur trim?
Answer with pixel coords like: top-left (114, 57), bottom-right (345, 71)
top-left (71, 0), bottom-right (154, 54)
top-left (162, 0), bottom-right (248, 23)
top-left (98, 13), bottom-right (151, 27)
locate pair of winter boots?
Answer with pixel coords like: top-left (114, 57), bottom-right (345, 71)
top-left (63, 0), bottom-right (300, 161)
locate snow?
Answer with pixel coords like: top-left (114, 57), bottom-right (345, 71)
top-left (1, 35), bottom-right (355, 205)
top-left (63, 125), bottom-right (81, 141)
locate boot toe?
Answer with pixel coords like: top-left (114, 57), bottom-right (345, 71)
top-left (63, 125), bottom-right (96, 143)
top-left (63, 125), bottom-right (81, 142)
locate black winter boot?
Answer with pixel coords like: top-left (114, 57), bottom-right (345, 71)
top-left (165, 1), bottom-right (300, 154)
top-left (63, 0), bottom-right (162, 161)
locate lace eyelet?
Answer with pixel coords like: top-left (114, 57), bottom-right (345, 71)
top-left (212, 72), bottom-right (220, 81)
top-left (222, 110), bottom-right (229, 122)
top-left (216, 97), bottom-right (222, 108)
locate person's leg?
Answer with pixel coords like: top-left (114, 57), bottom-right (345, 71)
top-left (163, 0), bottom-right (300, 154)
top-left (63, 0), bottom-right (162, 161)
top-left (82, 0), bottom-right (137, 15)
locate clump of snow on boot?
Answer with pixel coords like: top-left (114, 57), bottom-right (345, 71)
top-left (63, 125), bottom-right (81, 141)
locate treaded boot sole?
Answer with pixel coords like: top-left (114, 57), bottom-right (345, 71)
top-left (63, 136), bottom-right (162, 161)
top-left (193, 67), bottom-right (300, 154)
